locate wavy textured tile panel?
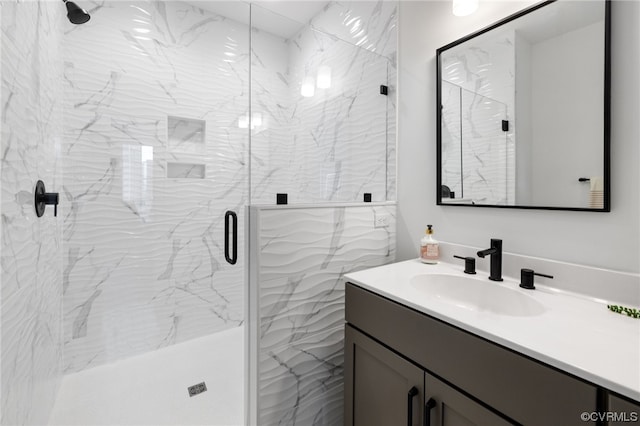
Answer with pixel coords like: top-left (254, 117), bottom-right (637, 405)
top-left (2, 285), bottom-right (63, 426)
top-left (461, 89), bottom-right (509, 204)
top-left (62, 213), bottom-right (246, 371)
top-left (310, 1), bottom-right (397, 62)
top-left (259, 326), bottom-right (344, 426)
top-left (62, 1), bottom-right (249, 373)
top-left (252, 204), bottom-right (396, 425)
top-left (1, 1), bottom-right (64, 424)
top-left (259, 206), bottom-right (395, 281)
top-left (273, 388), bottom-right (343, 426)
top-left (259, 272), bottom-right (345, 353)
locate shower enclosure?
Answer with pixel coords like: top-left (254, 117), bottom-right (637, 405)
top-left (0, 0), bottom-right (397, 424)
top-left (441, 81), bottom-right (512, 204)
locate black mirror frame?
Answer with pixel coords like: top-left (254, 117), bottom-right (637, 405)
top-left (436, 0), bottom-right (611, 212)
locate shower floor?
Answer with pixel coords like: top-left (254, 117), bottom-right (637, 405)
top-left (49, 326), bottom-right (244, 426)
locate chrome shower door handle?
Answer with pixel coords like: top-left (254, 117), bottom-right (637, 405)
top-left (224, 211), bottom-right (237, 265)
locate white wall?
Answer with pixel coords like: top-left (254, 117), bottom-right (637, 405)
top-left (398, 0), bottom-right (640, 273)
top-left (530, 21), bottom-right (604, 208)
top-left (514, 31), bottom-right (532, 205)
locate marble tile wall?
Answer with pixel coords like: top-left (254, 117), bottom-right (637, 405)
top-left (63, 0), bottom-right (396, 374)
top-left (248, 5), bottom-right (397, 423)
top-left (460, 88), bottom-right (509, 203)
top-left (0, 0), bottom-right (397, 422)
top-left (313, 1), bottom-right (398, 202)
top-left (386, 57), bottom-right (397, 201)
top-left (250, 204), bottom-right (396, 425)
top-left (1, 1), bottom-right (64, 424)
top-left (442, 85), bottom-right (509, 203)
top-left (62, 1), bottom-right (249, 374)
top-left (310, 1), bottom-right (397, 61)
top-left (440, 31), bottom-right (515, 204)
top-left (250, 1), bottom-right (397, 204)
top-left (306, 0), bottom-right (397, 203)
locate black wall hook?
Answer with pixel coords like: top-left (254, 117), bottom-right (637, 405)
top-left (34, 180), bottom-right (59, 217)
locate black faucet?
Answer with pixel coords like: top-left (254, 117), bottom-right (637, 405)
top-left (477, 239), bottom-right (503, 281)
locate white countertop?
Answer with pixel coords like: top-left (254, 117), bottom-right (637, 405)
top-left (344, 259), bottom-right (640, 401)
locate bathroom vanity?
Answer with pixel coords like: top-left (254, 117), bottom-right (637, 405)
top-left (343, 260), bottom-right (640, 426)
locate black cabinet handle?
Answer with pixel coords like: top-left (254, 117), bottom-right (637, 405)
top-left (407, 386), bottom-right (419, 426)
top-left (224, 211), bottom-right (237, 265)
top-left (424, 398), bottom-right (436, 426)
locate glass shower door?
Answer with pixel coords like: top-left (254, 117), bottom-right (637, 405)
top-left (55, 1), bottom-right (250, 424)
top-left (250, 4), bottom-right (391, 205)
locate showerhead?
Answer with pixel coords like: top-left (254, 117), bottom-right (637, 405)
top-left (63, 0), bottom-right (91, 25)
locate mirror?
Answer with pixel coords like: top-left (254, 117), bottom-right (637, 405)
top-left (437, 0), bottom-right (610, 211)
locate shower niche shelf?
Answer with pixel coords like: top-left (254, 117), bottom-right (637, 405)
top-left (167, 115), bottom-right (205, 154)
top-left (166, 162), bottom-right (206, 179)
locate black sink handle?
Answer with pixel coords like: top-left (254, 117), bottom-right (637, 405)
top-left (519, 268), bottom-right (554, 290)
top-left (453, 255), bottom-right (476, 274)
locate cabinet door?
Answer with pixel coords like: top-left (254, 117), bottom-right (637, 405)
top-left (424, 372), bottom-right (515, 426)
top-left (608, 394), bottom-right (640, 425)
top-left (345, 325), bottom-right (424, 426)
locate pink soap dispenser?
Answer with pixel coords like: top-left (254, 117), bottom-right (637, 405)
top-left (420, 224), bottom-right (439, 264)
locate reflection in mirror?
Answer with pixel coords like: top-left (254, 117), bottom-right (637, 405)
top-left (437, 0), bottom-right (610, 211)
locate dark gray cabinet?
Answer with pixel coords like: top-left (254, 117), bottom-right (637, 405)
top-left (423, 372), bottom-right (512, 426)
top-left (345, 325), bottom-right (424, 426)
top-left (345, 282), bottom-right (602, 426)
top-left (345, 324), bottom-right (512, 426)
top-left (608, 394), bottom-right (640, 425)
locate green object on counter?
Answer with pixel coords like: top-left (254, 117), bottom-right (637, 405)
top-left (607, 304), bottom-right (640, 319)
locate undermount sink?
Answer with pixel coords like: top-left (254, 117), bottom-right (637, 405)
top-left (409, 274), bottom-right (546, 317)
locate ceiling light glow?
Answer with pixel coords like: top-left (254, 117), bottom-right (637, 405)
top-left (453, 0), bottom-right (478, 17)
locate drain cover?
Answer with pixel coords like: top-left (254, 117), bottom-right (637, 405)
top-left (188, 382), bottom-right (207, 397)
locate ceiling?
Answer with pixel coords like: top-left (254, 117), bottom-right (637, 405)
top-left (195, 1), bottom-right (330, 39)
top-left (253, 1), bottom-right (328, 26)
